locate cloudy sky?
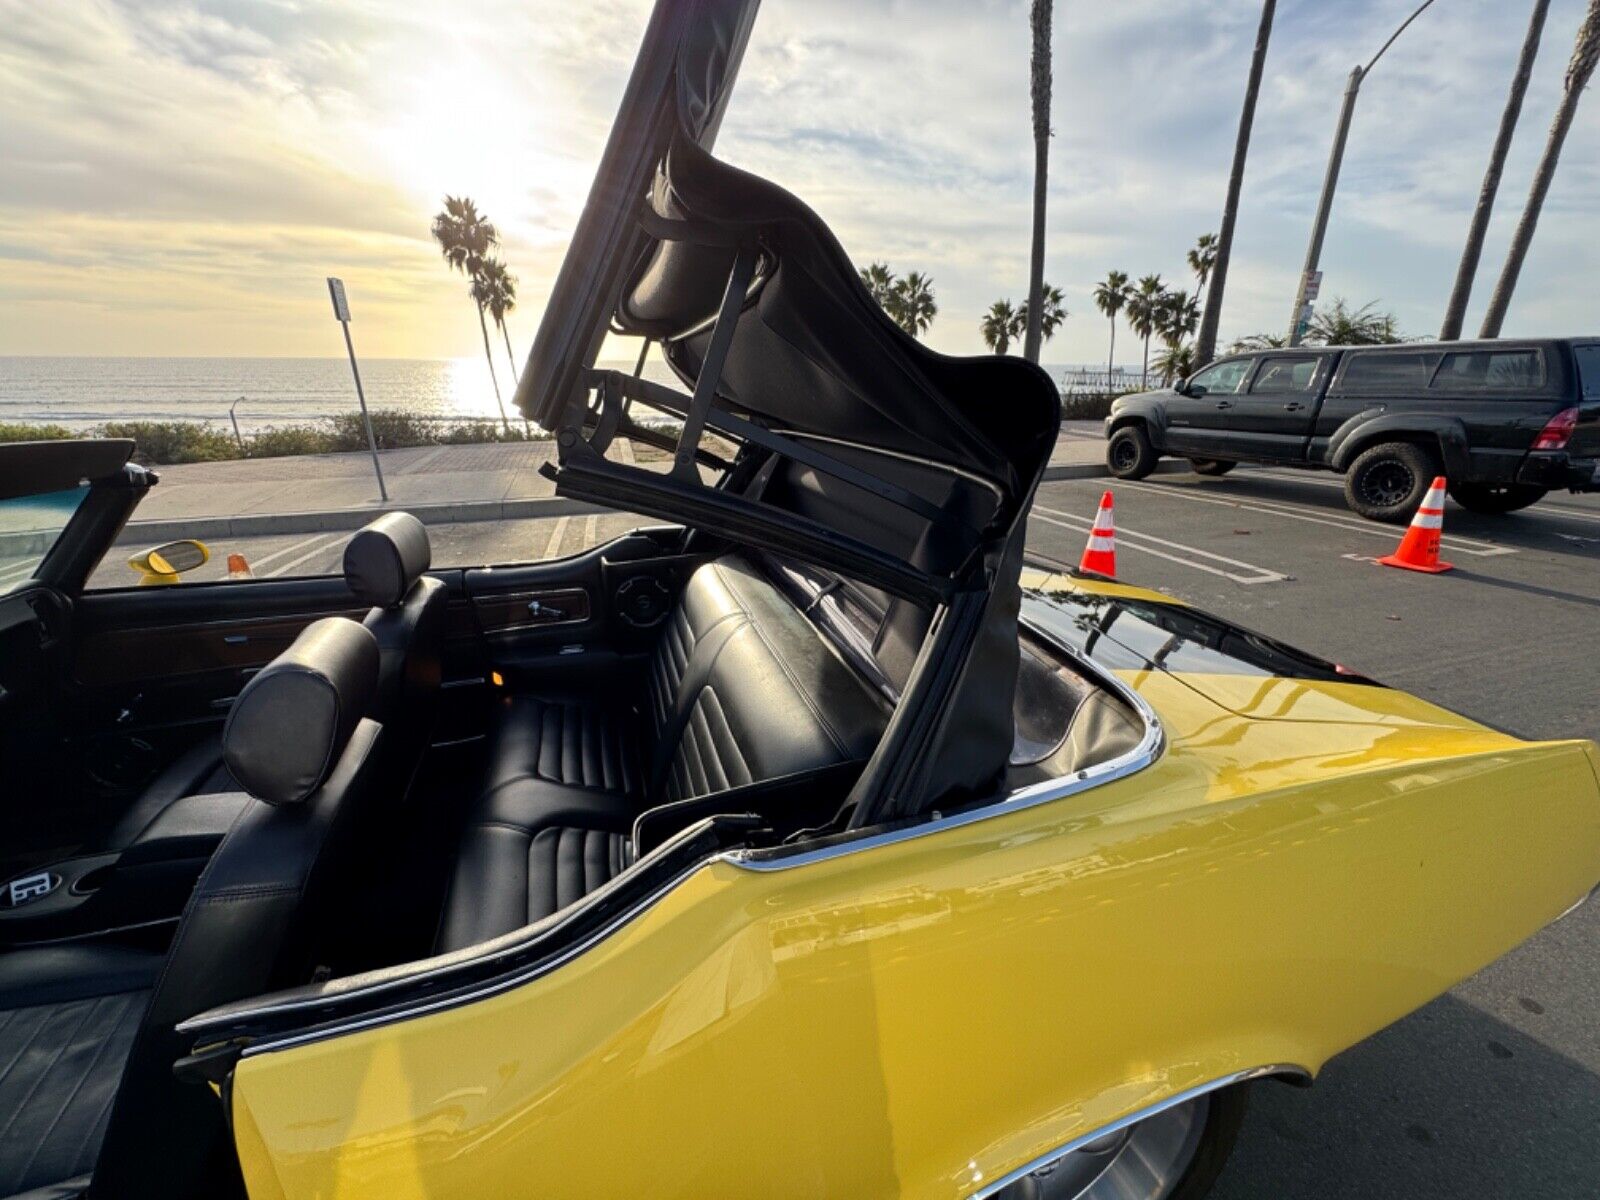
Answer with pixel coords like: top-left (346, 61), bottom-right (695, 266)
top-left (1, 0), bottom-right (1596, 363)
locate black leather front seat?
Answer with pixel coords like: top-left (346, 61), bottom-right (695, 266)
top-left (0, 617), bottom-right (383, 1200)
top-left (345, 512), bottom-right (448, 803)
top-left (101, 511), bottom-right (445, 856)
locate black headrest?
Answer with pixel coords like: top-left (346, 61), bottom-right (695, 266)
top-left (222, 618), bottom-right (379, 805)
top-left (344, 512), bottom-right (431, 607)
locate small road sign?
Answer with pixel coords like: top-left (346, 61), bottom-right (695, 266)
top-left (327, 276), bottom-right (352, 322)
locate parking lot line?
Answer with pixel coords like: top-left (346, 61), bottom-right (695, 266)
top-left (264, 533), bottom-right (350, 578)
top-left (542, 516), bottom-right (571, 560)
top-left (1032, 506), bottom-right (1289, 585)
top-left (246, 532), bottom-right (346, 574)
top-left (1245, 466), bottom-right (1600, 523)
top-left (1112, 478), bottom-right (1517, 557)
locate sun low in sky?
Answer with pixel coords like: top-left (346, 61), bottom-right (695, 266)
top-left (1, 0), bottom-right (1596, 363)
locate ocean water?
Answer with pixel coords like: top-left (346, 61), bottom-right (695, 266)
top-left (0, 356), bottom-right (1125, 434)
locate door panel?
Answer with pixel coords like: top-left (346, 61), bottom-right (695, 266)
top-left (1205, 353), bottom-right (1328, 460)
top-left (1163, 357), bottom-right (1255, 455)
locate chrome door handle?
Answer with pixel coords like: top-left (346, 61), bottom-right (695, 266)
top-left (1214, 400), bottom-right (1233, 410)
top-left (1282, 402), bottom-right (1304, 411)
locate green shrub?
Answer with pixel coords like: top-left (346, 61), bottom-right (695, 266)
top-left (100, 421), bottom-right (238, 464)
top-left (246, 424), bottom-right (338, 458)
top-left (0, 422), bottom-right (76, 442)
top-left (1059, 393), bottom-right (1116, 421)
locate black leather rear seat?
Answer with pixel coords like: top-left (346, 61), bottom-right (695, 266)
top-left (437, 556), bottom-right (890, 950)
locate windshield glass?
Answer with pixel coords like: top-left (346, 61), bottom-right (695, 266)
top-left (0, 485), bottom-right (88, 593)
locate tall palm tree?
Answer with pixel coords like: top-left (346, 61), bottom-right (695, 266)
top-left (1187, 233), bottom-right (1219, 291)
top-left (477, 257), bottom-right (520, 386)
top-left (1023, 0), bottom-right (1053, 363)
top-left (431, 196), bottom-right (510, 432)
top-left (1126, 274), bottom-right (1166, 389)
top-left (1092, 270), bottom-right (1132, 381)
top-left (858, 262), bottom-right (898, 309)
top-left (1479, 0), bottom-right (1600, 338)
top-left (981, 300), bottom-right (1021, 354)
top-left (1018, 284), bottom-right (1068, 347)
top-left (1194, 0), bottom-right (1277, 367)
top-left (1440, 0), bottom-right (1550, 340)
top-left (892, 272), bottom-right (938, 338)
top-left (1159, 288), bottom-right (1201, 349)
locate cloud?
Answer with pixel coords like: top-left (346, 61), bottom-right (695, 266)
top-left (1, 0), bottom-right (1596, 360)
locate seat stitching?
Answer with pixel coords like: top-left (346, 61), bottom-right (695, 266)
top-left (736, 615), bottom-right (851, 758)
top-left (0, 998), bottom-right (100, 1152)
top-left (14, 992), bottom-right (129, 1185)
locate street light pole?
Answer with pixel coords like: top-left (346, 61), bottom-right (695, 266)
top-left (1285, 0), bottom-right (1439, 346)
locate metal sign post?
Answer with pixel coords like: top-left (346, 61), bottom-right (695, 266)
top-left (327, 277), bottom-right (388, 502)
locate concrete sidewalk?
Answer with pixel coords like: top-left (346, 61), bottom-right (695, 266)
top-left (122, 420), bottom-right (1181, 540)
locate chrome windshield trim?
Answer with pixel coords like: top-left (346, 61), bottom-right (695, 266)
top-left (719, 608), bottom-right (1163, 873)
top-left (966, 1064), bottom-right (1313, 1200)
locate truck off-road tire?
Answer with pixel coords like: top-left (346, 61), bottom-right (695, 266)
top-left (992, 1082), bottom-right (1252, 1200)
top-left (1189, 459), bottom-right (1236, 477)
top-left (1447, 481), bottom-right (1547, 515)
top-left (1344, 441), bottom-right (1441, 523)
top-left (1107, 425), bottom-right (1158, 480)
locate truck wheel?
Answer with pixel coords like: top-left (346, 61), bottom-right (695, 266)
top-left (1189, 459), bottom-right (1236, 477)
top-left (992, 1083), bottom-right (1251, 1200)
top-left (1344, 442), bottom-right (1440, 523)
top-left (1108, 425), bottom-right (1158, 480)
top-left (1447, 482), bottom-right (1547, 514)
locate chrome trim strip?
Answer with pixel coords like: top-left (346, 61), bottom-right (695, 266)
top-left (229, 859), bottom-right (708, 1059)
top-left (966, 1064), bottom-right (1313, 1200)
top-left (720, 611), bottom-right (1163, 873)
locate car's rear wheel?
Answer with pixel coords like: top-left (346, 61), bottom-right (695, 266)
top-left (1344, 441), bottom-right (1440, 523)
top-left (1447, 481), bottom-right (1547, 514)
top-left (1107, 425), bottom-right (1158, 480)
top-left (1189, 459), bottom-right (1236, 477)
top-left (994, 1085), bottom-right (1250, 1200)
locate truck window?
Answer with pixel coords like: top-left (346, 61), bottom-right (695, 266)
top-left (1188, 358), bottom-right (1253, 396)
top-left (1432, 349), bottom-right (1544, 390)
top-left (1250, 355), bottom-right (1321, 393)
top-left (1573, 345), bottom-right (1600, 400)
top-left (1337, 351), bottom-right (1442, 392)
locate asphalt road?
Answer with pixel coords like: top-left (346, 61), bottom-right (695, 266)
top-left (93, 464), bottom-right (1600, 1197)
top-left (1025, 467), bottom-right (1600, 1200)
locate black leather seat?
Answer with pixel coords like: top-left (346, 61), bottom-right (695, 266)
top-left (436, 556), bottom-right (889, 950)
top-left (101, 512), bottom-right (445, 856)
top-left (0, 618), bottom-right (383, 1200)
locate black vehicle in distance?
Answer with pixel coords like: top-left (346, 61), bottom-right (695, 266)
top-left (1105, 338), bottom-right (1600, 521)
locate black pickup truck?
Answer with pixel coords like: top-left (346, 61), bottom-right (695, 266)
top-left (1104, 338), bottom-right (1600, 521)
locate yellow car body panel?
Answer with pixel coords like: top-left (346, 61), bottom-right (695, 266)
top-left (228, 639), bottom-right (1600, 1200)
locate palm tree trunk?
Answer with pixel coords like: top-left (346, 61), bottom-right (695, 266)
top-left (1142, 333), bottom-right (1151, 389)
top-left (1480, 0), bottom-right (1600, 338)
top-left (1441, 0), bottom-right (1549, 340)
top-left (1023, 0), bottom-right (1053, 364)
top-left (477, 303), bottom-right (509, 433)
top-left (1194, 0), bottom-right (1276, 368)
top-left (500, 323), bottom-right (519, 387)
top-left (1107, 316), bottom-right (1116, 383)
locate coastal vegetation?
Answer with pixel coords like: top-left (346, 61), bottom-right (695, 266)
top-left (857, 263), bottom-right (939, 337)
top-left (431, 196), bottom-right (518, 431)
top-left (0, 412), bottom-right (543, 467)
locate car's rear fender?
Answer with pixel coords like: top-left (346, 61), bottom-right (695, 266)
top-left (1327, 413), bottom-right (1472, 476)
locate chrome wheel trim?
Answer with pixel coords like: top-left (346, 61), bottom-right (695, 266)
top-left (988, 1096), bottom-right (1209, 1200)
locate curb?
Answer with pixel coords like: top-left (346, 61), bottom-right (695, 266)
top-left (119, 495), bottom-right (604, 544)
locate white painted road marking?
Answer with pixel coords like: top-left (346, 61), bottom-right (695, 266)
top-left (1113, 478), bottom-right (1517, 557)
top-left (542, 516), bottom-right (570, 560)
top-left (1241, 467), bottom-right (1600, 525)
top-left (264, 533), bottom-right (350, 578)
top-left (1032, 505), bottom-right (1289, 585)
top-left (245, 532), bottom-right (346, 574)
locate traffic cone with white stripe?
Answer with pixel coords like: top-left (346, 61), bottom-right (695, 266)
top-left (1078, 490), bottom-right (1117, 578)
top-left (1377, 477), bottom-right (1453, 573)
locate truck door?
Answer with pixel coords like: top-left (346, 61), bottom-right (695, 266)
top-left (1163, 356), bottom-right (1255, 456)
top-left (1218, 352), bottom-right (1330, 461)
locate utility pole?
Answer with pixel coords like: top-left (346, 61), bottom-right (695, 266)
top-left (1286, 0), bottom-right (1438, 346)
top-left (327, 277), bottom-right (388, 502)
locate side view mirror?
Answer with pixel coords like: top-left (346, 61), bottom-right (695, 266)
top-left (1182, 380), bottom-right (1208, 398)
top-left (128, 539), bottom-right (210, 586)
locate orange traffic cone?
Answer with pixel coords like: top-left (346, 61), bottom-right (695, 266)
top-left (1078, 491), bottom-right (1117, 578)
top-left (226, 553), bottom-right (254, 580)
top-left (1377, 477), bottom-right (1453, 574)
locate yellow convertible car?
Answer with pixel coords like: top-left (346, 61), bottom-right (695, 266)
top-left (2, 3), bottom-right (1598, 1199)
